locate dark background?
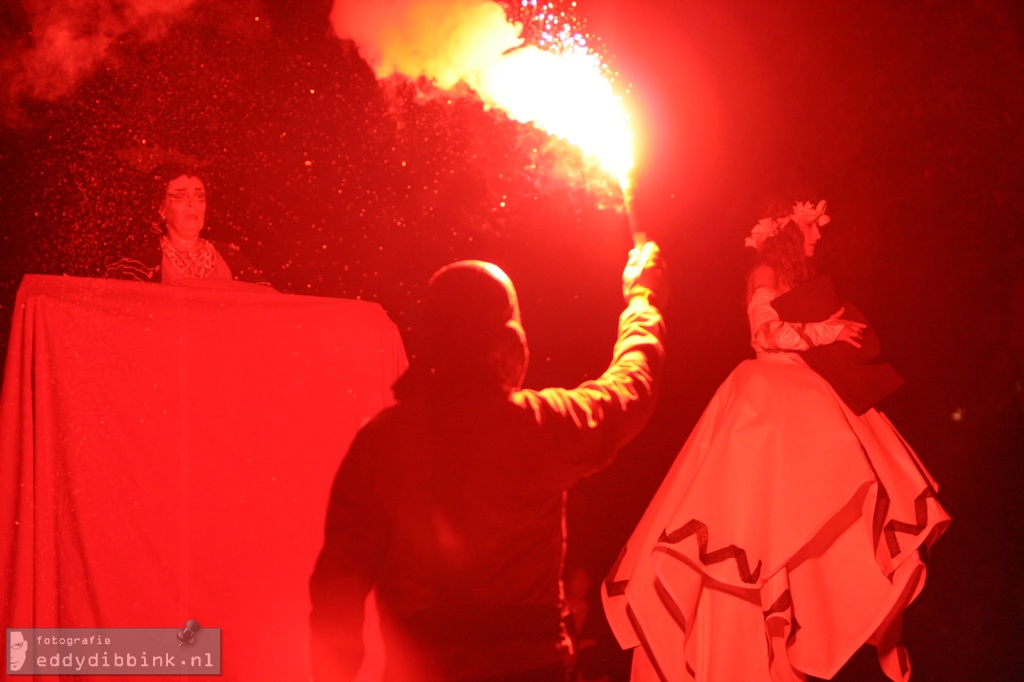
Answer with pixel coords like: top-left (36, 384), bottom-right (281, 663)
top-left (1, 1), bottom-right (1021, 680)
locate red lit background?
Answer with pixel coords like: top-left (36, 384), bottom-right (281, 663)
top-left (0, 1), bottom-right (1021, 680)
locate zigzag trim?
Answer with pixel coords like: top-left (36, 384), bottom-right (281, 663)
top-left (626, 605), bottom-right (676, 682)
top-left (763, 589), bottom-right (801, 645)
top-left (603, 544), bottom-right (628, 596)
top-left (658, 519), bottom-right (762, 584)
top-left (762, 589), bottom-right (792, 618)
top-left (762, 589), bottom-right (802, 667)
top-left (883, 488), bottom-right (936, 558)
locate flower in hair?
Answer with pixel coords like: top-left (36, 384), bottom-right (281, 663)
top-left (744, 217), bottom-right (787, 250)
top-left (744, 199), bottom-right (830, 250)
top-left (791, 199), bottom-right (830, 231)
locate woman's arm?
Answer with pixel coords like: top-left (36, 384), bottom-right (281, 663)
top-left (747, 266), bottom-right (865, 352)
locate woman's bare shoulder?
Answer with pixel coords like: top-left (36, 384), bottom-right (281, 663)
top-left (747, 264), bottom-right (778, 295)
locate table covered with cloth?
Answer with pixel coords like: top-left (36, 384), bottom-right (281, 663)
top-left (0, 275), bottom-right (406, 680)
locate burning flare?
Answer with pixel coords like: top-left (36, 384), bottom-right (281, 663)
top-left (330, 0), bottom-right (635, 195)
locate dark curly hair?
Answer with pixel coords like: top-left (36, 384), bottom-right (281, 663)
top-left (151, 162), bottom-right (208, 205)
top-left (147, 162), bottom-right (209, 235)
top-left (753, 201), bottom-right (816, 290)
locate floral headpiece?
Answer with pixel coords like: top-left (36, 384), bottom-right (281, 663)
top-left (744, 199), bottom-right (830, 250)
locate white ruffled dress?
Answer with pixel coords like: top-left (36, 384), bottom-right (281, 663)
top-left (602, 286), bottom-right (950, 681)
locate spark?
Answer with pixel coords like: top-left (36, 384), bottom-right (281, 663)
top-left (331, 0), bottom-right (635, 199)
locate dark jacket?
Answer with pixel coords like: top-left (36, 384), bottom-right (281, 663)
top-left (104, 233), bottom-right (263, 283)
top-left (309, 291), bottom-right (666, 681)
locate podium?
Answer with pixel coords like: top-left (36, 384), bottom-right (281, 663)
top-left (0, 276), bottom-right (405, 680)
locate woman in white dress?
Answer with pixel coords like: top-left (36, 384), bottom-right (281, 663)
top-left (602, 200), bottom-right (950, 681)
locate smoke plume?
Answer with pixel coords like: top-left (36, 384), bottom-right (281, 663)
top-left (328, 0), bottom-right (634, 191)
top-left (1, 0), bottom-right (196, 125)
top-left (329, 0), bottom-right (522, 92)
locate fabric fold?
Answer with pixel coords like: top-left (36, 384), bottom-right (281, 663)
top-left (603, 353), bottom-right (949, 681)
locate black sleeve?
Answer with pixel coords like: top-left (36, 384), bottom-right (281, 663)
top-left (308, 424), bottom-right (389, 681)
top-left (214, 240), bottom-right (268, 284)
top-left (104, 236), bottom-right (161, 281)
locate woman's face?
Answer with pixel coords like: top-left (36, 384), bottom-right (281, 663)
top-left (800, 220), bottom-right (822, 257)
top-left (160, 174), bottom-right (207, 240)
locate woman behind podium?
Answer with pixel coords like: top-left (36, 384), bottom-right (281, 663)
top-left (602, 200), bottom-right (950, 682)
top-left (105, 163), bottom-right (262, 284)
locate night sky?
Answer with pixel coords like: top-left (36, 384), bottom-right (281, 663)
top-left (1, 1), bottom-right (1022, 679)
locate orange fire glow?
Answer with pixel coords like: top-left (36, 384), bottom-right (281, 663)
top-left (483, 43), bottom-right (634, 190)
top-left (331, 0), bottom-right (635, 199)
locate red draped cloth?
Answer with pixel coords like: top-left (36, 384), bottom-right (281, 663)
top-left (1, 275), bottom-right (406, 681)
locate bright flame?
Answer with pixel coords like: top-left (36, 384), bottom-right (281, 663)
top-left (483, 46), bottom-right (633, 189)
top-left (331, 0), bottom-right (634, 195)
